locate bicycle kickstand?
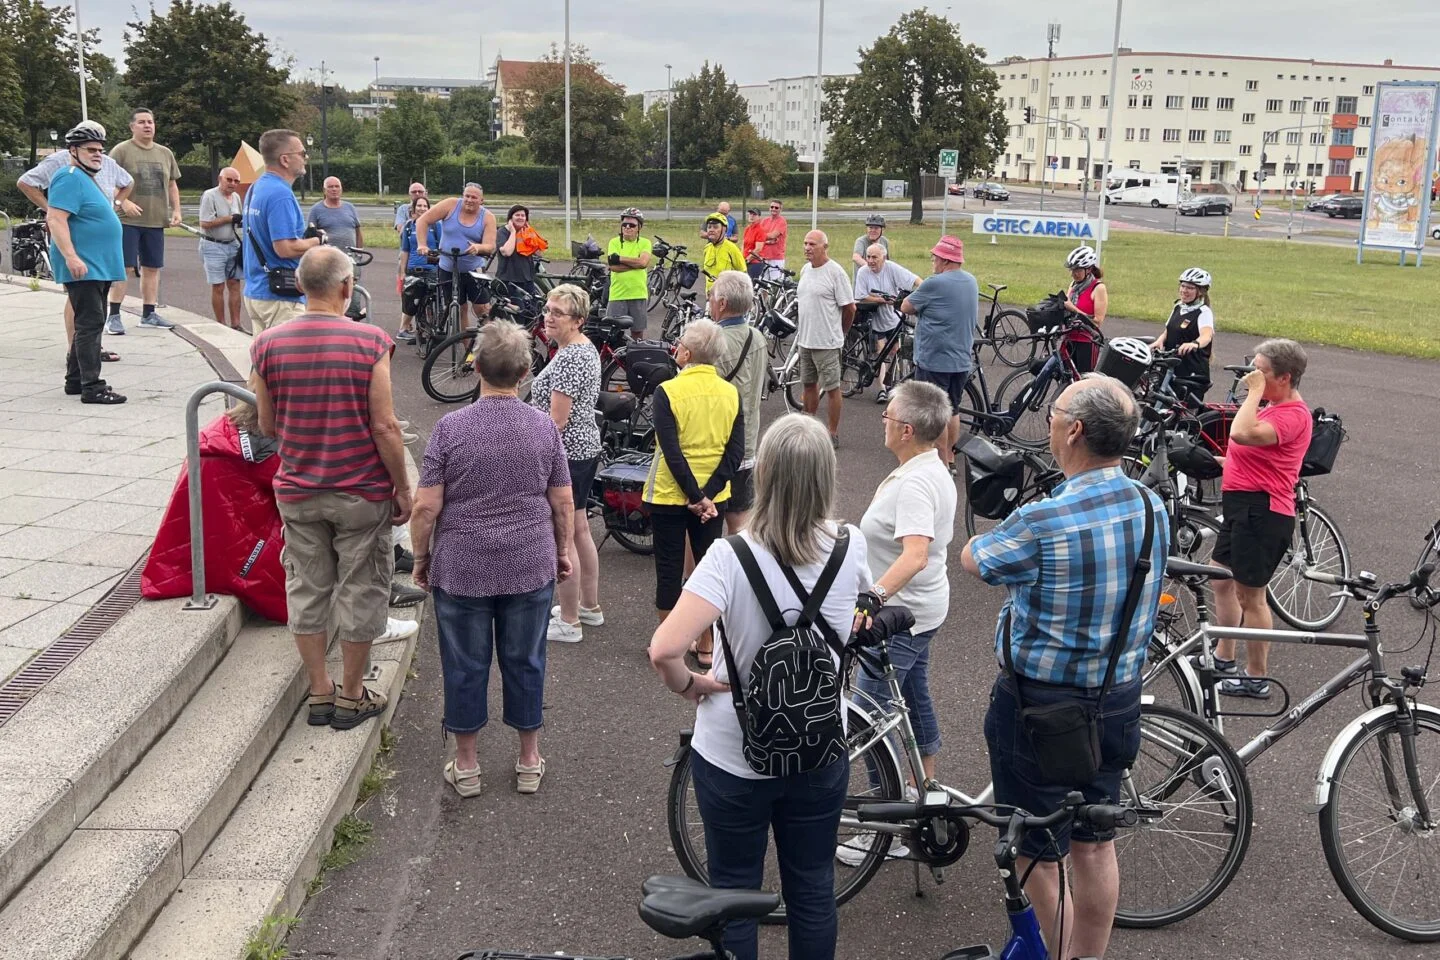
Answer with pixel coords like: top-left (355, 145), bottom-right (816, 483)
top-left (913, 859), bottom-right (925, 899)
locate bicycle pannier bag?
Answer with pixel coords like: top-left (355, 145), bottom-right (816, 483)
top-left (1004, 492), bottom-right (1155, 786)
top-left (1166, 434), bottom-right (1223, 480)
top-left (960, 435), bottom-right (1027, 521)
top-left (1026, 293), bottom-right (1068, 335)
top-left (716, 533), bottom-right (849, 778)
top-left (1300, 408), bottom-right (1344, 478)
top-left (673, 261), bottom-right (701, 291)
top-left (11, 239), bottom-right (38, 274)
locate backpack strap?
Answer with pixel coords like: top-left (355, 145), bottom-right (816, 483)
top-left (715, 534), bottom-right (787, 723)
top-left (777, 530), bottom-right (850, 654)
top-left (722, 325), bottom-right (758, 382)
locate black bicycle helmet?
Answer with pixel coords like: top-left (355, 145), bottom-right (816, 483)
top-left (865, 214), bottom-right (886, 228)
top-left (64, 121), bottom-right (107, 147)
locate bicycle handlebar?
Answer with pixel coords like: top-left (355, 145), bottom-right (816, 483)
top-left (857, 792), bottom-right (1137, 834)
top-left (345, 247), bottom-right (374, 267)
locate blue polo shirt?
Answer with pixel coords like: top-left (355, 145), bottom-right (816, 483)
top-left (47, 165), bottom-right (124, 285)
top-left (907, 267), bottom-right (979, 374)
top-left (243, 172), bottom-right (305, 302)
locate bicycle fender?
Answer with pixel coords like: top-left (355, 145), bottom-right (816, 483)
top-left (1310, 702), bottom-right (1440, 812)
top-left (845, 695), bottom-right (907, 777)
top-left (1142, 645), bottom-right (1202, 710)
top-left (664, 728), bottom-right (693, 769)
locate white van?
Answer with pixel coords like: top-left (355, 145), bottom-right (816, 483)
top-left (1105, 171), bottom-right (1186, 208)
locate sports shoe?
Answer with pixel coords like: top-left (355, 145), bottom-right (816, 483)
top-left (140, 312), bottom-right (176, 329)
top-left (105, 315), bottom-right (126, 335)
top-left (394, 545), bottom-right (414, 574)
top-left (836, 834), bottom-right (910, 867)
top-left (395, 329), bottom-right (417, 343)
top-left (551, 604), bottom-right (604, 626)
top-left (547, 617), bottom-right (583, 643)
top-left (1187, 653), bottom-right (1239, 678)
top-left (389, 581), bottom-right (426, 608)
top-left (875, 388), bottom-right (890, 404)
top-left (378, 617), bottom-right (419, 642)
top-left (1219, 674), bottom-right (1271, 699)
top-left (401, 428), bottom-right (421, 445)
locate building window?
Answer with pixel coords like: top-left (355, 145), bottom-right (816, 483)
top-left (1063, 126), bottom-right (1073, 140)
top-left (1026, 137), bottom-right (1035, 151)
top-left (1031, 78), bottom-right (1040, 92)
top-left (1050, 96), bottom-right (1059, 109)
top-left (1283, 161), bottom-right (1297, 175)
top-left (1061, 156), bottom-right (1071, 169)
top-left (1101, 95), bottom-right (1109, 108)
top-left (1142, 95), bottom-right (1153, 109)
top-left (1008, 96), bottom-right (1015, 108)
top-left (1356, 146), bottom-right (1367, 158)
top-left (1266, 99), bottom-right (1282, 113)
top-left (1163, 128), bottom-right (1181, 142)
top-left (1362, 84), bottom-right (1375, 95)
top-left (1192, 97), bottom-right (1209, 110)
top-left (1139, 128), bottom-right (1151, 141)
top-left (1246, 80), bottom-right (1259, 91)
top-left (1286, 131), bottom-right (1301, 145)
top-left (1128, 159), bottom-right (1142, 169)
top-left (1127, 94), bottom-right (1138, 108)
top-left (1168, 69), bottom-right (1175, 75)
top-left (1239, 144), bottom-right (1253, 156)
top-left (1082, 95), bottom-right (1092, 109)
top-left (1336, 96), bottom-right (1357, 114)
top-left (1289, 100), bottom-right (1305, 112)
top-left (1124, 128), bottom-right (1135, 141)
top-left (1359, 116), bottom-right (1370, 127)
top-left (1306, 162), bottom-right (1324, 177)
top-left (1314, 100), bottom-right (1329, 113)
top-left (1144, 68), bottom-right (1153, 74)
top-left (1020, 96), bottom-right (1027, 108)
top-left (1263, 131), bottom-right (1279, 144)
top-left (1065, 95), bottom-right (1075, 109)
top-left (1080, 126), bottom-right (1089, 139)
top-left (1331, 158), bottom-right (1351, 176)
top-left (1310, 131), bottom-right (1326, 145)
top-left (1217, 97), bottom-right (1234, 111)
top-left (1166, 95), bottom-right (1184, 109)
top-left (1097, 127), bottom-right (1105, 140)
top-left (1214, 130), bottom-right (1231, 143)
top-left (1188, 129), bottom-right (1207, 143)
top-left (1332, 126), bottom-right (1353, 146)
top-left (1242, 112), bottom-right (1256, 124)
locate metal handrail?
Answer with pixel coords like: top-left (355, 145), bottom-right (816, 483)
top-left (184, 381), bottom-right (257, 610)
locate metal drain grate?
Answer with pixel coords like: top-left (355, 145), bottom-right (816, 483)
top-left (0, 553), bottom-right (148, 727)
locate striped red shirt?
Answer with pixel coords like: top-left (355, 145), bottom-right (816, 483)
top-left (251, 314), bottom-right (395, 503)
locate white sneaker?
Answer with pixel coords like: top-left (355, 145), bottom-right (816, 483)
top-left (547, 617), bottom-right (583, 643)
top-left (379, 617), bottom-right (419, 642)
top-left (551, 604), bottom-right (604, 626)
top-left (835, 833), bottom-right (910, 867)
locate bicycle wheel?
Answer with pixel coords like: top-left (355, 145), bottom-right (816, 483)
top-left (646, 266), bottom-right (667, 309)
top-left (1268, 501), bottom-right (1351, 631)
top-left (599, 355), bottom-right (630, 396)
top-left (666, 703), bottom-right (904, 923)
top-left (987, 309), bottom-right (1035, 368)
top-left (993, 366), bottom-right (1063, 446)
top-left (1412, 526), bottom-right (1440, 610)
top-left (1113, 703), bottom-right (1253, 928)
top-left (1319, 709), bottom-right (1440, 941)
top-left (421, 329), bottom-right (479, 404)
top-left (780, 342), bottom-right (805, 413)
top-left (839, 328), bottom-right (870, 398)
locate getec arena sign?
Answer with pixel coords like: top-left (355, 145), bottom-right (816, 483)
top-left (972, 212), bottom-right (1109, 240)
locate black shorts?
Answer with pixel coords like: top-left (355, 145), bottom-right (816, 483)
top-left (439, 268), bottom-right (492, 306)
top-left (914, 367), bottom-right (972, 415)
top-left (122, 225), bottom-right (165, 271)
top-left (1213, 490), bottom-right (1295, 588)
top-left (723, 468), bottom-right (754, 513)
top-left (568, 456), bottom-right (599, 510)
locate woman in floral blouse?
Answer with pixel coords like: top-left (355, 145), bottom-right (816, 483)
top-left (530, 283), bottom-right (604, 643)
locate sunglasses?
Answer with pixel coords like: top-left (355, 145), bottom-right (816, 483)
top-left (621, 221), bottom-right (639, 228)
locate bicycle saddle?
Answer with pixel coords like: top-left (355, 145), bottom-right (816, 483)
top-left (595, 391), bottom-right (637, 422)
top-left (987, 282), bottom-right (1008, 293)
top-left (1166, 557), bottom-right (1233, 581)
top-left (638, 875), bottom-right (780, 940)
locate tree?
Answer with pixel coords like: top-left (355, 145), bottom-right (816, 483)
top-left (445, 86), bottom-right (498, 153)
top-left (669, 62), bottom-right (748, 198)
top-left (822, 9), bottom-right (1008, 224)
top-left (376, 91), bottom-right (446, 184)
top-left (710, 123), bottom-right (789, 195)
top-left (0, 46), bottom-right (24, 154)
top-left (516, 45), bottom-right (635, 213)
top-left (622, 94), bottom-right (667, 169)
top-left (122, 0), bottom-right (294, 174)
top-left (1, 0), bottom-right (109, 163)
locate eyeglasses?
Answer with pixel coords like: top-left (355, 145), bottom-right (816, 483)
top-left (76, 146), bottom-right (104, 155)
top-left (282, 150), bottom-right (308, 159)
top-left (542, 305), bottom-right (576, 318)
top-left (221, 176), bottom-right (240, 182)
top-left (621, 221), bottom-right (639, 229)
top-left (1046, 402), bottom-right (1078, 425)
top-left (881, 412), bottom-right (910, 428)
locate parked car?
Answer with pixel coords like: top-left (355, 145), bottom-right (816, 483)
top-left (1177, 196), bottom-right (1233, 217)
top-left (1320, 196), bottom-right (1364, 219)
top-left (1430, 224), bottom-right (1440, 240)
top-left (971, 182), bottom-right (1009, 201)
top-left (1305, 193), bottom-right (1344, 212)
top-left (946, 181), bottom-right (966, 196)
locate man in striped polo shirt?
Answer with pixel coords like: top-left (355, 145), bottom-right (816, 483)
top-left (251, 246), bottom-right (416, 731)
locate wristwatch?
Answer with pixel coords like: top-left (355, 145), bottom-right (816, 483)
top-left (871, 583), bottom-right (889, 605)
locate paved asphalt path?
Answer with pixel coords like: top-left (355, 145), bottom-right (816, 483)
top-left (143, 238), bottom-right (1440, 960)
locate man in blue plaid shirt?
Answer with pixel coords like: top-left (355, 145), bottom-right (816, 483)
top-left (962, 373), bottom-right (1168, 960)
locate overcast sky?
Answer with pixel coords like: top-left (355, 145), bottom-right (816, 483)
top-left (84, 1), bottom-right (1439, 94)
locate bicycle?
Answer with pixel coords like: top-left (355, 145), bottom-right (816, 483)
top-left (988, 314), bottom-right (1105, 445)
top-left (977, 282), bottom-right (1039, 369)
top-left (342, 247), bottom-right (373, 322)
top-left (840, 297), bottom-right (915, 402)
top-left (10, 214), bottom-right (53, 280)
top-left (1143, 556), bottom-right (1440, 940)
top-left (647, 236), bottom-right (691, 308)
top-left (665, 606), bottom-right (1251, 930)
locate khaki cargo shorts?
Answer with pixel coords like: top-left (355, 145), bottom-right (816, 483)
top-left (798, 346), bottom-right (842, 392)
top-left (244, 296), bottom-right (306, 333)
top-left (278, 492), bottom-right (394, 643)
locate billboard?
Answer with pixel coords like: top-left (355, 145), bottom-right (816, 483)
top-left (972, 211), bottom-right (1109, 241)
top-left (1359, 82), bottom-right (1439, 255)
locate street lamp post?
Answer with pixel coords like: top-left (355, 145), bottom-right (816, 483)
top-left (374, 57), bottom-right (383, 198)
top-left (665, 64), bottom-right (672, 221)
top-left (563, 0), bottom-right (571, 248)
top-left (1287, 96), bottom-right (1310, 241)
top-left (1095, 0), bottom-right (1122, 262)
top-left (319, 60), bottom-right (330, 180)
top-left (72, 0), bottom-right (89, 120)
top-left (305, 134), bottom-right (314, 201)
top-left (811, 0), bottom-right (825, 230)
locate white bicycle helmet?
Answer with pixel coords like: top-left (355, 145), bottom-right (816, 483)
top-left (619, 206), bottom-right (645, 226)
top-left (1107, 336), bottom-right (1153, 366)
top-left (1178, 267), bottom-right (1212, 287)
top-left (1065, 245), bottom-right (1098, 269)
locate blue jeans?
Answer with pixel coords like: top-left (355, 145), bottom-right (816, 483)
top-left (854, 627), bottom-right (941, 757)
top-left (432, 583), bottom-right (553, 734)
top-left (691, 752), bottom-right (847, 960)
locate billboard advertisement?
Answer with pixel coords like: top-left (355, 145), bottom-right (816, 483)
top-left (972, 211), bottom-right (1109, 241)
top-left (1359, 82), bottom-right (1439, 254)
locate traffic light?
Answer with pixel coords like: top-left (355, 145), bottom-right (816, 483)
top-left (1024, 107), bottom-right (1035, 124)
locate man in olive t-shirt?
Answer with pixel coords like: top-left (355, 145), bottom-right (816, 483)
top-left (106, 107), bottom-right (181, 334)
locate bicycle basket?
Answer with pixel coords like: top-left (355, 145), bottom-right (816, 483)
top-left (1301, 408), bottom-right (1345, 478)
top-left (959, 435), bottom-right (1026, 520)
top-left (1096, 342), bottom-right (1150, 388)
top-left (1166, 434), bottom-right (1223, 480)
top-left (1026, 294), bottom-right (1068, 335)
top-left (762, 308), bottom-right (797, 339)
top-left (672, 261), bottom-right (700, 291)
top-left (570, 237), bottom-right (603, 260)
top-left (651, 241), bottom-right (671, 261)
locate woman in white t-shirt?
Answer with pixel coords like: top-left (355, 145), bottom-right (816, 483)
top-left (1151, 266), bottom-right (1216, 402)
top-left (855, 381), bottom-right (957, 786)
top-left (649, 413), bottom-right (868, 960)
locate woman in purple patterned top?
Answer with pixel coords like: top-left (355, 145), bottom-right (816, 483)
top-left (409, 321), bottom-right (573, 798)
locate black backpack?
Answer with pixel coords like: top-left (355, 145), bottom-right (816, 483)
top-left (716, 532), bottom-right (850, 778)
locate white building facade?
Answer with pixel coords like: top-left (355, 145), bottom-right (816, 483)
top-left (991, 51), bottom-right (1440, 194)
top-left (643, 73), bottom-right (853, 158)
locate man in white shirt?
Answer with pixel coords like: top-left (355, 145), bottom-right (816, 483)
top-left (197, 167), bottom-right (244, 328)
top-left (795, 230), bottom-right (855, 448)
top-left (852, 244), bottom-right (919, 404)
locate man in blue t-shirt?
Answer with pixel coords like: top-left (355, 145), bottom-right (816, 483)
top-left (243, 129), bottom-right (325, 332)
top-left (901, 234), bottom-right (978, 467)
top-left (47, 125), bottom-right (127, 404)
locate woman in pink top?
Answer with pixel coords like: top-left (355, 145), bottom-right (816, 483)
top-left (1061, 245), bottom-right (1107, 373)
top-left (1211, 338), bottom-right (1312, 699)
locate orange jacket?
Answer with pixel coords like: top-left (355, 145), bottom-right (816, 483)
top-left (741, 222), bottom-right (766, 261)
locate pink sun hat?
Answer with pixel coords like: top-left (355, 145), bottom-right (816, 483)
top-left (930, 235), bottom-right (965, 263)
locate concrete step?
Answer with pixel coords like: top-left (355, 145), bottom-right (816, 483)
top-left (0, 597), bottom-right (243, 907)
top-left (131, 626), bottom-right (419, 960)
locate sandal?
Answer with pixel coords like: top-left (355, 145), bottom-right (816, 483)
top-left (81, 387), bottom-right (127, 405)
top-left (515, 758), bottom-right (546, 794)
top-left (689, 640), bottom-right (713, 669)
top-left (306, 683), bottom-right (336, 726)
top-left (444, 760), bottom-right (484, 798)
top-left (100, 349), bottom-right (120, 362)
top-left (330, 685), bottom-right (388, 729)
